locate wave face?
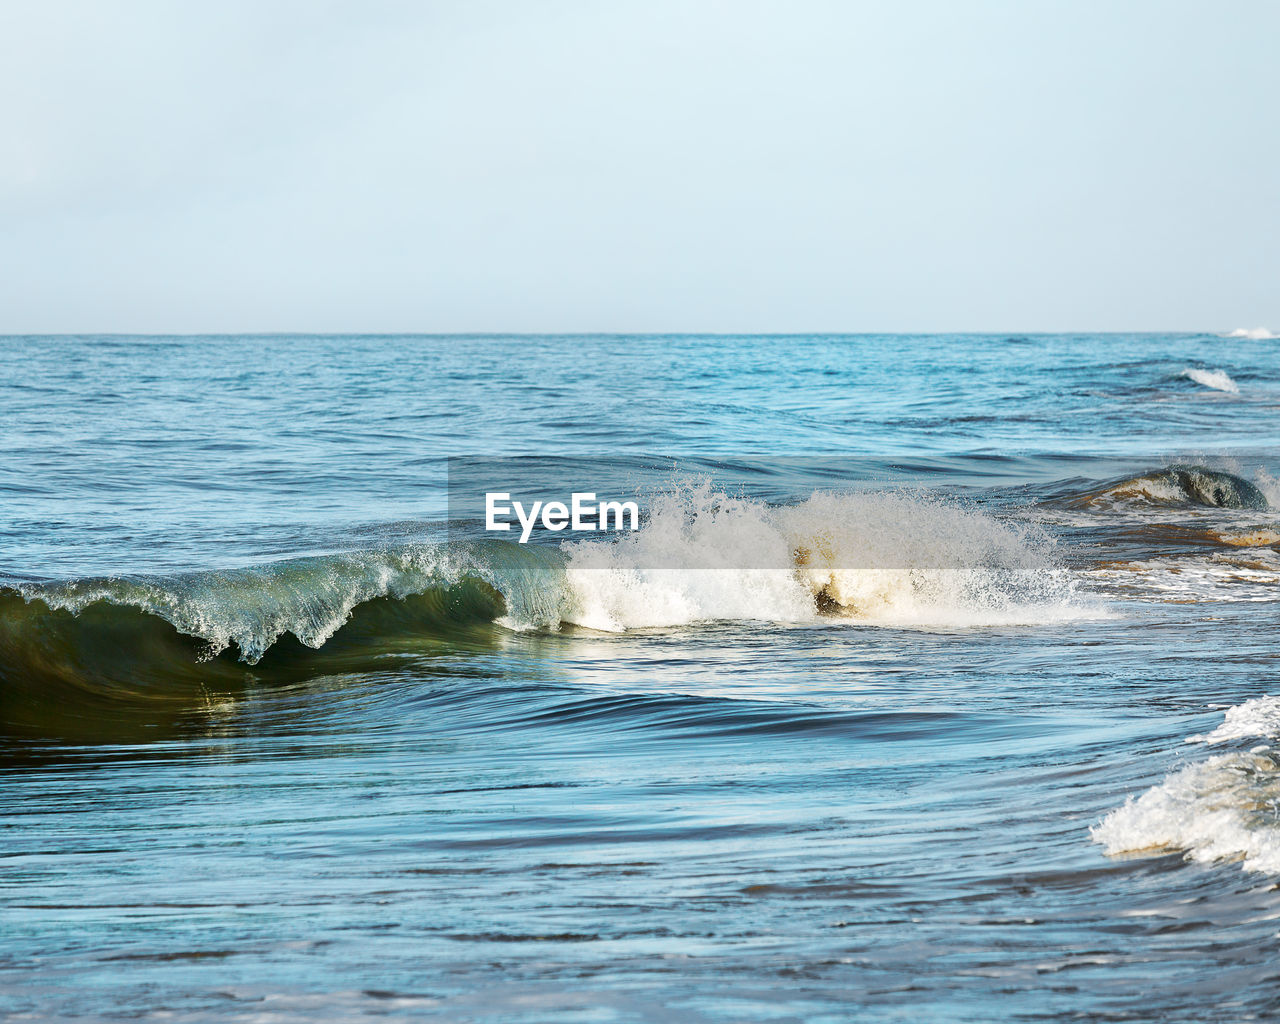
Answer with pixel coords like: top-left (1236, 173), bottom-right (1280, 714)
top-left (6, 543), bottom-right (567, 665)
top-left (1093, 697), bottom-right (1280, 874)
top-left (1064, 466), bottom-right (1270, 511)
top-left (1181, 367), bottom-right (1240, 393)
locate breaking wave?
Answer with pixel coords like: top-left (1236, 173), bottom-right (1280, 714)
top-left (0, 489), bottom-right (1089, 726)
top-left (1093, 697), bottom-right (1280, 874)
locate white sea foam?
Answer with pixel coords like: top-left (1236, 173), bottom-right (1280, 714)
top-left (1092, 750), bottom-right (1280, 873)
top-left (1188, 696), bottom-right (1280, 745)
top-left (1085, 550), bottom-right (1280, 604)
top-left (1223, 327), bottom-right (1277, 340)
top-left (1094, 697), bottom-right (1280, 874)
top-left (1181, 367), bottom-right (1240, 393)
top-left (562, 485), bottom-right (1092, 632)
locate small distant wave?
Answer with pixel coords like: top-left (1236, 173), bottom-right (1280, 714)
top-left (1180, 367), bottom-right (1239, 393)
top-left (1222, 327), bottom-right (1277, 340)
top-left (1063, 466), bottom-right (1269, 511)
top-left (1093, 697), bottom-right (1280, 874)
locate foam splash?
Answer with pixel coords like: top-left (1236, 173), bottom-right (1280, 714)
top-left (1254, 470), bottom-right (1280, 509)
top-left (562, 485), bottom-right (1088, 632)
top-left (1181, 367), bottom-right (1240, 393)
top-left (1093, 697), bottom-right (1280, 874)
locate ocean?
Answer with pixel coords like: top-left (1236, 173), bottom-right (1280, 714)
top-left (3, 332), bottom-right (1279, 1022)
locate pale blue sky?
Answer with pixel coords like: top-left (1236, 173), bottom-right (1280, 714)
top-left (1, 0), bottom-right (1275, 333)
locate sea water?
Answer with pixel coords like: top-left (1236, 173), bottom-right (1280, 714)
top-left (3, 333), bottom-right (1280, 1021)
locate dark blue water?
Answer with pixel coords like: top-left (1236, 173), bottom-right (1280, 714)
top-left (3, 334), bottom-right (1280, 1022)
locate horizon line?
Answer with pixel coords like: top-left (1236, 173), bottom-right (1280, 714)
top-left (0, 329), bottom-right (1263, 339)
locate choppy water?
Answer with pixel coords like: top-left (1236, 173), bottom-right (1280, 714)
top-left (3, 333), bottom-right (1280, 1022)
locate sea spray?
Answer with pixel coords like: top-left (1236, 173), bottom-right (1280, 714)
top-left (562, 485), bottom-right (1085, 631)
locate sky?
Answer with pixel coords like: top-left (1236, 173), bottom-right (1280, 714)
top-left (0, 0), bottom-right (1276, 334)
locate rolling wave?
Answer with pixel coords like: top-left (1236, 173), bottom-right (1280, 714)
top-left (0, 490), bottom-right (1087, 733)
top-left (1061, 466), bottom-right (1269, 511)
top-left (1055, 466), bottom-right (1277, 602)
top-left (14, 466), bottom-right (1274, 736)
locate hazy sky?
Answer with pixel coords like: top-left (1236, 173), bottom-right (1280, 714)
top-left (1, 0), bottom-right (1276, 333)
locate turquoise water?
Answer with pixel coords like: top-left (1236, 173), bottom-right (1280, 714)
top-left (3, 334), bottom-right (1280, 1021)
